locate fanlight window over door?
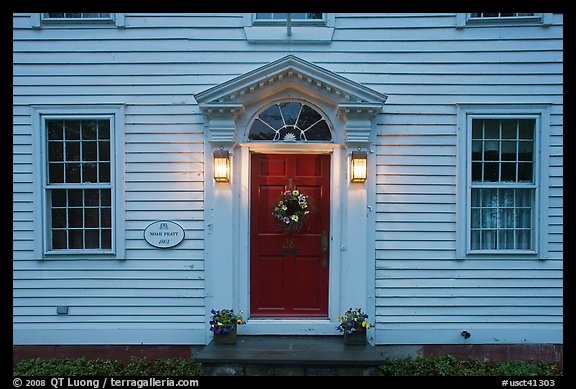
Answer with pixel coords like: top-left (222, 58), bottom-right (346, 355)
top-left (248, 102), bottom-right (332, 142)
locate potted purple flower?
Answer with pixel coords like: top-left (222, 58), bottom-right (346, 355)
top-left (209, 309), bottom-right (245, 345)
top-left (336, 308), bottom-right (373, 345)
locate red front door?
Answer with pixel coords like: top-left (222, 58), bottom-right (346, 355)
top-left (250, 153), bottom-right (330, 317)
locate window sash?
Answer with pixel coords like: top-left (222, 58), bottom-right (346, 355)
top-left (466, 115), bottom-right (539, 254)
top-left (253, 13), bottom-right (326, 26)
top-left (43, 116), bottom-right (115, 254)
top-left (42, 13), bottom-right (113, 20)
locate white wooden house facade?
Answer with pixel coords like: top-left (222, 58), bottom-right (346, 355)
top-left (13, 13), bottom-right (563, 349)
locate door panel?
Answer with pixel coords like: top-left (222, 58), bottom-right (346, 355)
top-left (250, 153), bottom-right (330, 317)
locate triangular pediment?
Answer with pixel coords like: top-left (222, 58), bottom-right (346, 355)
top-left (194, 55), bottom-right (387, 114)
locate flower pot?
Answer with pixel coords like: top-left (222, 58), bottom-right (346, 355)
top-left (343, 330), bottom-right (367, 345)
top-left (213, 325), bottom-right (237, 345)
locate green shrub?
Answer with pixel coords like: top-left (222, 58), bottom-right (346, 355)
top-left (13, 357), bottom-right (200, 376)
top-left (379, 355), bottom-right (563, 376)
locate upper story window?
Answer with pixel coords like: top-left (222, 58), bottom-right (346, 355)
top-left (248, 101), bottom-right (332, 142)
top-left (456, 13), bottom-right (550, 27)
top-left (469, 13), bottom-right (535, 19)
top-left (254, 13), bottom-right (325, 25)
top-left (243, 13), bottom-right (334, 44)
top-left (43, 13), bottom-right (113, 20)
top-left (32, 13), bottom-right (124, 28)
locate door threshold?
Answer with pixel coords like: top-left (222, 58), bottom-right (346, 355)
top-left (242, 318), bottom-right (337, 336)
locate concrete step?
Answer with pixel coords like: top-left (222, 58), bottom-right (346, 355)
top-left (196, 335), bottom-right (417, 376)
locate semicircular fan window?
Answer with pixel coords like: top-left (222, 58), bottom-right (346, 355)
top-left (248, 102), bottom-right (332, 142)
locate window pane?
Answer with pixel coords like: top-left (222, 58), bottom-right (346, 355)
top-left (471, 162), bottom-right (482, 182)
top-left (65, 121), bottom-right (81, 140)
top-left (472, 119), bottom-right (483, 139)
top-left (498, 188), bottom-right (515, 207)
top-left (305, 120), bottom-right (331, 141)
top-left (69, 208), bottom-right (83, 228)
top-left (483, 140), bottom-right (499, 161)
top-left (498, 229), bottom-right (515, 249)
top-left (49, 163), bottom-right (64, 183)
top-left (501, 119), bottom-right (517, 139)
top-left (279, 102), bottom-right (301, 126)
top-left (66, 142), bottom-right (80, 161)
top-left (516, 209), bottom-right (532, 228)
top-left (48, 142), bottom-right (64, 162)
top-left (471, 208), bottom-right (481, 228)
top-left (500, 162), bottom-right (516, 182)
top-left (101, 190), bottom-right (111, 206)
top-left (66, 163), bottom-right (81, 183)
top-left (481, 230), bottom-right (497, 249)
top-left (85, 230), bottom-right (100, 249)
top-left (82, 120), bottom-right (98, 140)
top-left (470, 229), bottom-right (480, 250)
top-left (481, 208), bottom-right (497, 228)
top-left (101, 229), bottom-right (112, 249)
top-left (501, 140), bottom-right (517, 161)
top-left (516, 189), bottom-right (531, 207)
top-left (484, 119), bottom-right (499, 139)
top-left (68, 189), bottom-right (83, 206)
top-left (516, 230), bottom-right (531, 249)
top-left (51, 189), bottom-right (67, 207)
top-left (483, 162), bottom-right (499, 182)
top-left (519, 119), bottom-right (535, 139)
top-left (296, 104), bottom-right (322, 130)
top-left (101, 208), bottom-right (111, 228)
top-left (499, 208), bottom-right (515, 228)
top-left (47, 120), bottom-right (64, 140)
top-left (68, 230), bottom-right (83, 249)
top-left (518, 162), bottom-right (533, 182)
top-left (481, 188), bottom-right (498, 208)
top-left (98, 120), bottom-right (110, 139)
top-left (99, 141), bottom-right (110, 161)
top-left (85, 208), bottom-right (100, 228)
top-left (248, 119), bottom-right (275, 140)
top-left (99, 162), bottom-right (111, 183)
top-left (84, 190), bottom-right (100, 206)
top-left (52, 230), bottom-right (67, 249)
top-left (52, 208), bottom-right (67, 228)
top-left (518, 141), bottom-right (533, 161)
top-left (472, 140), bottom-right (482, 161)
top-left (259, 104), bottom-right (283, 129)
top-left (82, 162), bottom-right (98, 183)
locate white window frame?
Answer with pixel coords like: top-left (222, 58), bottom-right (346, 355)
top-left (33, 105), bottom-right (125, 259)
top-left (456, 13), bottom-right (552, 28)
top-left (243, 13), bottom-right (335, 44)
top-left (31, 13), bottom-right (125, 29)
top-left (456, 104), bottom-right (550, 259)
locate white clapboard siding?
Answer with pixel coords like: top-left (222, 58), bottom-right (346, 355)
top-left (13, 13), bottom-right (562, 345)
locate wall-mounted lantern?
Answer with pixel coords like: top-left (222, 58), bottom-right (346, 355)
top-left (350, 150), bottom-right (368, 183)
top-left (213, 149), bottom-right (230, 183)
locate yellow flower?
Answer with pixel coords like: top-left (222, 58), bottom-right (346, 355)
top-left (362, 321), bottom-right (369, 328)
top-left (237, 319), bottom-right (243, 324)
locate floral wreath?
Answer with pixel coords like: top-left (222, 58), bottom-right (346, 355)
top-left (272, 189), bottom-right (311, 234)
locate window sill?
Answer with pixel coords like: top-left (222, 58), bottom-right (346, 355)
top-left (244, 26), bottom-right (334, 44)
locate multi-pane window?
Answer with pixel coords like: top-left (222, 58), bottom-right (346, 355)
top-left (45, 118), bottom-right (113, 251)
top-left (469, 13), bottom-right (535, 19)
top-left (43, 13), bottom-right (112, 20)
top-left (255, 13), bottom-right (323, 22)
top-left (469, 118), bottom-right (536, 251)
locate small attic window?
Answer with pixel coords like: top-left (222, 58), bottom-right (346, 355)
top-left (248, 102), bottom-right (332, 142)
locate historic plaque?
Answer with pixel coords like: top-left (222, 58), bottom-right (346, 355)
top-left (144, 221), bottom-right (185, 248)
